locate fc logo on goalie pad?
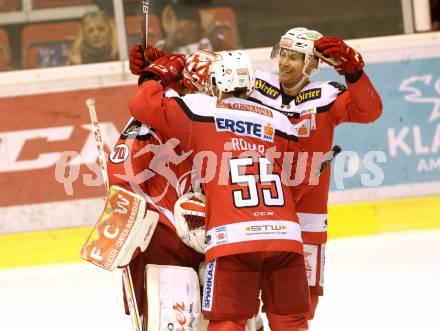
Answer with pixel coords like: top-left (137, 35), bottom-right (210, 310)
top-left (80, 185), bottom-right (158, 271)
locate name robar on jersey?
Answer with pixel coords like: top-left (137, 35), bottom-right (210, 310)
top-left (130, 80), bottom-right (309, 261)
top-left (249, 69), bottom-right (382, 244)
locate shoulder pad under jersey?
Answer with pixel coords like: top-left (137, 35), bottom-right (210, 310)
top-left (173, 93), bottom-right (217, 121)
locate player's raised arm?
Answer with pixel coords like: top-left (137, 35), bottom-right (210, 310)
top-left (314, 36), bottom-right (383, 125)
top-left (129, 55), bottom-right (194, 150)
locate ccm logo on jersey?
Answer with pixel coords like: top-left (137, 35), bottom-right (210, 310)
top-left (253, 211), bottom-right (274, 217)
top-left (215, 117), bottom-right (275, 142)
top-left (255, 79), bottom-right (280, 99)
top-left (110, 144), bottom-right (129, 163)
top-left (295, 88), bottom-right (322, 105)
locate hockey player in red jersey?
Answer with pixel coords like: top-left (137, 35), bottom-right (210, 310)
top-left (129, 50), bottom-right (314, 331)
top-left (248, 27), bottom-right (383, 326)
top-left (107, 103), bottom-right (208, 330)
top-left (100, 48), bottom-right (222, 331)
top-left (128, 28), bottom-right (383, 327)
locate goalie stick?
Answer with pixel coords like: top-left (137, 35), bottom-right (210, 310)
top-left (86, 98), bottom-right (109, 190)
top-left (86, 98), bottom-right (143, 331)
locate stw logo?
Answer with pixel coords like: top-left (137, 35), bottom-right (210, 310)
top-left (399, 74), bottom-right (440, 122)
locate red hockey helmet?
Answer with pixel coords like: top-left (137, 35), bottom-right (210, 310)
top-left (183, 49), bottom-right (216, 93)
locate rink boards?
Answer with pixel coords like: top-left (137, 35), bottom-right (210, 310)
top-left (1, 32), bottom-right (440, 268)
top-left (1, 195), bottom-right (440, 268)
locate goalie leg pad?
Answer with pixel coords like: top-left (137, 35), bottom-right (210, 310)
top-left (146, 264), bottom-right (201, 331)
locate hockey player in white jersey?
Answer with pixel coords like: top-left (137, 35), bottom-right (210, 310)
top-left (248, 27), bottom-right (382, 327)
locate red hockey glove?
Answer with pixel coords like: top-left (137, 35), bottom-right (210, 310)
top-left (314, 36), bottom-right (364, 75)
top-left (129, 44), bottom-right (166, 75)
top-left (140, 54), bottom-right (185, 88)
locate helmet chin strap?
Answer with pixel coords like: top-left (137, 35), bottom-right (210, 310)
top-left (281, 61), bottom-right (317, 96)
top-left (281, 77), bottom-right (308, 96)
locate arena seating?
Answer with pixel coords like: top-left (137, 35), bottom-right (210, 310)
top-left (200, 6), bottom-right (239, 50)
top-left (32, 0), bottom-right (92, 9)
top-left (21, 21), bottom-right (80, 69)
top-left (125, 14), bottom-right (162, 48)
top-left (0, 28), bottom-right (11, 70)
top-left (0, 0), bottom-right (21, 12)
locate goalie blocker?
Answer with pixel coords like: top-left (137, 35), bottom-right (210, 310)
top-left (80, 185), bottom-right (159, 271)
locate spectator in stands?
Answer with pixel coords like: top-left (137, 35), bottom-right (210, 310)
top-left (155, 1), bottom-right (224, 54)
top-left (67, 10), bottom-right (118, 65)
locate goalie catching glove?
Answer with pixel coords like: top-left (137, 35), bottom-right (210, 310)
top-left (80, 185), bottom-right (159, 271)
top-left (314, 36), bottom-right (364, 75)
top-left (174, 192), bottom-right (206, 254)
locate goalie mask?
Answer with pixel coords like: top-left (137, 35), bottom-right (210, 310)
top-left (207, 50), bottom-right (256, 97)
top-left (174, 192), bottom-right (206, 253)
top-left (183, 49), bottom-right (216, 93)
top-left (271, 27), bottom-right (323, 75)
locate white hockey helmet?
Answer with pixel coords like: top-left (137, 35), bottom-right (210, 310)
top-left (207, 50), bottom-right (256, 96)
top-left (271, 27), bottom-right (323, 68)
top-left (183, 49), bottom-right (217, 93)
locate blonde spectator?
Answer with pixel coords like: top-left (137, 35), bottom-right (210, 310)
top-left (67, 11), bottom-right (118, 65)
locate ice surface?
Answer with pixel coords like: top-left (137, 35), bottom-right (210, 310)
top-left (1, 230), bottom-right (439, 331)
